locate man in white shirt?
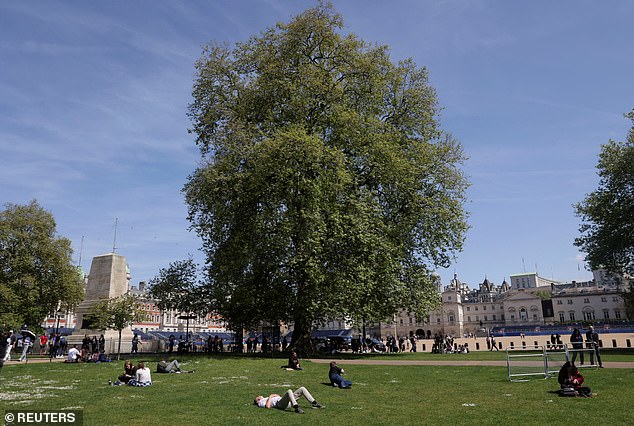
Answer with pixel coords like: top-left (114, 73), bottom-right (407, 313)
top-left (254, 386), bottom-right (324, 414)
top-left (67, 345), bottom-right (80, 363)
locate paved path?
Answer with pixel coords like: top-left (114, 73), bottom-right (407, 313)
top-left (308, 358), bottom-right (634, 368)
top-left (2, 357), bottom-right (67, 364)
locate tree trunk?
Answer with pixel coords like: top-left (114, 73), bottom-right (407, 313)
top-left (234, 327), bottom-right (244, 353)
top-left (291, 311), bottom-right (314, 356)
top-left (117, 329), bottom-right (122, 361)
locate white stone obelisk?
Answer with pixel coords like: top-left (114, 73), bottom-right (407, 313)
top-left (70, 253), bottom-right (133, 352)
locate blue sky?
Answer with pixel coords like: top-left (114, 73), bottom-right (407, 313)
top-left (1, 1), bottom-right (632, 290)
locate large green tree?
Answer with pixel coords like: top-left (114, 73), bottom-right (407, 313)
top-left (184, 4), bottom-right (469, 352)
top-left (0, 200), bottom-right (84, 330)
top-left (575, 110), bottom-right (634, 278)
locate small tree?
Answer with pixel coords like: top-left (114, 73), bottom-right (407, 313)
top-left (89, 294), bottom-right (144, 360)
top-left (149, 258), bottom-right (213, 345)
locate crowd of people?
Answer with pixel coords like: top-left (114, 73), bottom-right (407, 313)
top-left (0, 329), bottom-right (115, 364)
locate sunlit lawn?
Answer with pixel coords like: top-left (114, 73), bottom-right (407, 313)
top-left (1, 350), bottom-right (633, 425)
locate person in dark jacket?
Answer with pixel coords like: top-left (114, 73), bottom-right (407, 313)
top-left (284, 351), bottom-right (303, 370)
top-left (112, 359), bottom-right (137, 385)
top-left (585, 326), bottom-right (603, 367)
top-left (328, 361), bottom-right (352, 388)
top-left (570, 328), bottom-right (584, 365)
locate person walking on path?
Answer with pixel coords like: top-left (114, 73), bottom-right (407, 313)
top-left (2, 331), bottom-right (15, 362)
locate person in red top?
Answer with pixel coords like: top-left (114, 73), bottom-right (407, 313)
top-left (39, 334), bottom-right (48, 355)
top-left (558, 361), bottom-right (592, 397)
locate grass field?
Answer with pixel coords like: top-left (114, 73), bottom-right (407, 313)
top-left (2, 351), bottom-right (633, 425)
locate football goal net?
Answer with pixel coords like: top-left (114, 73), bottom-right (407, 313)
top-left (506, 345), bottom-right (567, 382)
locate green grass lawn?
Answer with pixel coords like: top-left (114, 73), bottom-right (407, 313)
top-left (2, 352), bottom-right (633, 425)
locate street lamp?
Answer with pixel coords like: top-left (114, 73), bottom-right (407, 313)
top-left (178, 314), bottom-right (197, 352)
top-left (55, 310), bottom-right (62, 335)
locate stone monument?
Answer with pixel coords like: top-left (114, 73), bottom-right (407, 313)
top-left (70, 253), bottom-right (133, 351)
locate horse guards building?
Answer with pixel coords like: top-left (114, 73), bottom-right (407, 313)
top-left (45, 253), bottom-right (631, 349)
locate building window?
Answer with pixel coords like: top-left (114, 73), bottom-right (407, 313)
top-left (467, 316), bottom-right (471, 322)
top-left (475, 316), bottom-right (479, 321)
top-left (483, 306), bottom-right (487, 311)
top-left (615, 311), bottom-right (621, 319)
top-left (493, 314), bottom-right (496, 320)
top-left (557, 300), bottom-right (563, 305)
top-left (475, 306), bottom-right (478, 311)
top-left (510, 314), bottom-right (515, 322)
top-left (466, 307), bottom-right (470, 311)
top-left (584, 298), bottom-right (590, 303)
top-left (601, 297), bottom-right (607, 302)
top-left (448, 296), bottom-right (452, 301)
top-left (603, 310), bottom-right (610, 320)
top-left (613, 297), bottom-right (620, 302)
top-left (569, 312), bottom-right (575, 321)
top-left (559, 313), bottom-right (565, 322)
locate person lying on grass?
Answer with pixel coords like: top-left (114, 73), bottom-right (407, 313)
top-left (254, 387), bottom-right (324, 414)
top-left (156, 358), bottom-right (194, 374)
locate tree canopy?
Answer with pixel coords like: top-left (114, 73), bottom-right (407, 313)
top-left (184, 3), bottom-right (469, 352)
top-left (575, 110), bottom-right (634, 278)
top-left (149, 258), bottom-right (210, 317)
top-left (0, 200), bottom-right (84, 330)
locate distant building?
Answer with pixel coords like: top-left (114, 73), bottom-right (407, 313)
top-left (128, 281), bottom-right (228, 334)
top-left (42, 260), bottom-right (629, 342)
top-left (322, 271), bottom-right (629, 340)
top-left (509, 272), bottom-right (559, 290)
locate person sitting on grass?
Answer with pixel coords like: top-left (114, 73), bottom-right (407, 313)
top-left (66, 345), bottom-right (80, 363)
top-left (111, 359), bottom-right (136, 385)
top-left (127, 361), bottom-right (152, 387)
top-left (328, 361), bottom-right (352, 388)
top-left (254, 387), bottom-right (324, 414)
top-left (557, 361), bottom-right (592, 397)
top-left (156, 357), bottom-right (194, 373)
top-left (282, 351), bottom-right (303, 370)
